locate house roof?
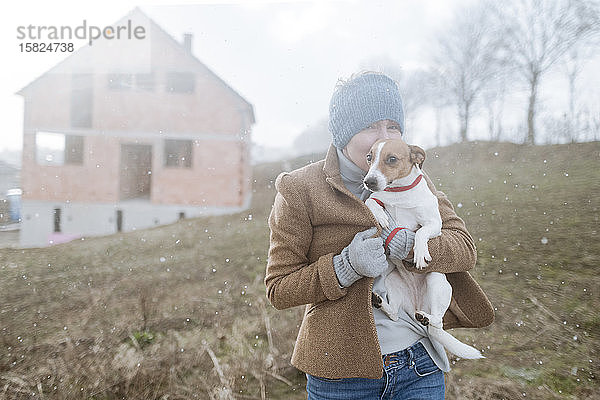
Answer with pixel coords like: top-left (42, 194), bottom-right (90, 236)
top-left (16, 7), bottom-right (255, 124)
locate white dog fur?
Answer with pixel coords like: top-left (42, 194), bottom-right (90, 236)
top-left (364, 138), bottom-right (484, 360)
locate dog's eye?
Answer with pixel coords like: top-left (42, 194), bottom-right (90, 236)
top-left (386, 156), bottom-right (397, 164)
top-left (366, 153), bottom-right (372, 163)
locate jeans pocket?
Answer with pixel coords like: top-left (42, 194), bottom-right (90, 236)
top-left (412, 355), bottom-right (440, 377)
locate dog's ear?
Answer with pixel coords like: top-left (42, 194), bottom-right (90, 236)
top-left (409, 145), bottom-right (426, 168)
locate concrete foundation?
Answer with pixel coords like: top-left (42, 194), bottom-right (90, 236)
top-left (19, 195), bottom-right (250, 248)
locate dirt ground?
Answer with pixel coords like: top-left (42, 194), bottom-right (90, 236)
top-left (1, 142), bottom-right (598, 399)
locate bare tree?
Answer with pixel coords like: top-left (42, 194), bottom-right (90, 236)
top-left (488, 0), bottom-right (600, 144)
top-left (400, 69), bottom-right (437, 118)
top-left (482, 73), bottom-right (508, 142)
top-left (433, 5), bottom-right (499, 142)
top-left (560, 43), bottom-right (600, 142)
top-left (417, 69), bottom-right (454, 147)
top-left (565, 49), bottom-right (583, 125)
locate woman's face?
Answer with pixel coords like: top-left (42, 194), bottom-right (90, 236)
top-left (342, 119), bottom-right (402, 172)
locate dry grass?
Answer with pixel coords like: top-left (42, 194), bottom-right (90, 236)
top-left (0, 142), bottom-right (599, 399)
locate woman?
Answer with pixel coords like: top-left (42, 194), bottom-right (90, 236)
top-left (265, 72), bottom-right (494, 399)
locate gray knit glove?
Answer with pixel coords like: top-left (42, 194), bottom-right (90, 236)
top-left (380, 209), bottom-right (415, 261)
top-left (333, 227), bottom-right (389, 288)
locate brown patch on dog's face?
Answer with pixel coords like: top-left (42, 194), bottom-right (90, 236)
top-left (366, 139), bottom-right (413, 183)
top-left (366, 139), bottom-right (427, 185)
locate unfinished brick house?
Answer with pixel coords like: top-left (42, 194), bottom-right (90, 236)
top-left (17, 8), bottom-right (254, 247)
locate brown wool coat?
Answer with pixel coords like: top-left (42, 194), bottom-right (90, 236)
top-left (265, 145), bottom-right (494, 379)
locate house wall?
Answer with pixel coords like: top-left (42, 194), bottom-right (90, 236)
top-left (19, 18), bottom-right (253, 208)
top-left (152, 140), bottom-right (246, 206)
top-left (21, 133), bottom-right (120, 202)
top-left (94, 50), bottom-right (247, 134)
top-left (18, 12), bottom-right (254, 247)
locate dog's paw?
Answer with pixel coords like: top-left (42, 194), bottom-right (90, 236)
top-left (415, 257), bottom-right (428, 270)
top-left (372, 208), bottom-right (389, 229)
top-left (415, 311), bottom-right (429, 326)
top-left (413, 242), bottom-right (430, 270)
top-left (365, 199), bottom-right (390, 229)
top-left (416, 311), bottom-right (443, 329)
top-left (413, 250), bottom-right (429, 270)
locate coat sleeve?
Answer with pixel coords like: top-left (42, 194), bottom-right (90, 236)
top-left (403, 173), bottom-right (477, 274)
top-left (264, 172), bottom-right (348, 310)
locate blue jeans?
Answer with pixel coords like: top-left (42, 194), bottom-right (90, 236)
top-left (306, 342), bottom-right (444, 400)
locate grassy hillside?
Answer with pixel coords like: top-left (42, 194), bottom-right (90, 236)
top-left (0, 141), bottom-right (598, 399)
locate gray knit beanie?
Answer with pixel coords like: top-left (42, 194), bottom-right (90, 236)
top-left (328, 72), bottom-right (404, 149)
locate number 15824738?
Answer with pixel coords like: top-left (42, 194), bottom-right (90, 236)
top-left (19, 42), bottom-right (74, 52)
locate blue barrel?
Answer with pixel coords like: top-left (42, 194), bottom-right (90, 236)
top-left (6, 189), bottom-right (22, 222)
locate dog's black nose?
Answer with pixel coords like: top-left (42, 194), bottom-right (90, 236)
top-left (364, 177), bottom-right (377, 191)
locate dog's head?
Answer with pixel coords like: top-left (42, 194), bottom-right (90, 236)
top-left (363, 138), bottom-right (426, 192)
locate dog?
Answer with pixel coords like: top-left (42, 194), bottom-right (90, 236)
top-left (364, 138), bottom-right (483, 360)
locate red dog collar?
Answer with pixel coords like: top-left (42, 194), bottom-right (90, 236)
top-left (384, 174), bottom-right (423, 192)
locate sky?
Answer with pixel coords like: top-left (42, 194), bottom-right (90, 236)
top-left (0, 0), bottom-right (475, 153)
top-left (1, 0), bottom-right (598, 155)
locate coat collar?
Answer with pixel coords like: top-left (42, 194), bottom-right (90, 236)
top-left (322, 144), bottom-right (376, 209)
top-left (323, 144), bottom-right (349, 194)
top-left (323, 144), bottom-right (341, 179)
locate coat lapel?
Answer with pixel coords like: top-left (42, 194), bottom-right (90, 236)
top-left (322, 144), bottom-right (380, 231)
top-left (323, 144), bottom-right (358, 198)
